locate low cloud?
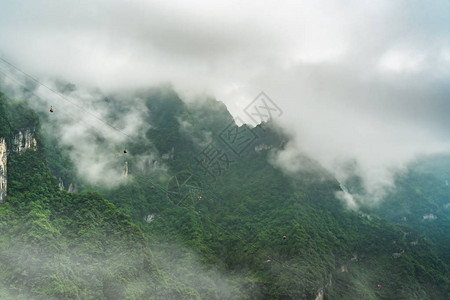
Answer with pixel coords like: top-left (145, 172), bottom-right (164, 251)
top-left (0, 0), bottom-right (449, 203)
top-left (0, 70), bottom-right (160, 187)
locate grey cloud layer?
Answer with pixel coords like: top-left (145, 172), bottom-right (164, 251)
top-left (1, 0), bottom-right (449, 206)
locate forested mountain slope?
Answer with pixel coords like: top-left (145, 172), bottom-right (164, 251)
top-left (0, 92), bottom-right (198, 299)
top-left (1, 89), bottom-right (448, 299)
top-left (364, 162), bottom-right (450, 266)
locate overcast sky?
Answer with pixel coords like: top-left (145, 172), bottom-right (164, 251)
top-left (1, 0), bottom-right (449, 207)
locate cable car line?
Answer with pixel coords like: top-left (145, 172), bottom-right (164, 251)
top-left (0, 57), bottom-right (305, 283)
top-left (0, 66), bottom-right (117, 146)
top-left (0, 57), bottom-right (133, 139)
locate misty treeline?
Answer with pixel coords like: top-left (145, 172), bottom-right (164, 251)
top-left (0, 90), bottom-right (449, 299)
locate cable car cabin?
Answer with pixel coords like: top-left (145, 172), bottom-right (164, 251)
top-left (123, 149), bottom-right (127, 154)
top-left (198, 196), bottom-right (202, 201)
top-left (282, 235), bottom-right (287, 239)
top-left (49, 106), bottom-right (53, 113)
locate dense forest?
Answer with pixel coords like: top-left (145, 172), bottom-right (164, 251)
top-left (0, 89), bottom-right (449, 299)
top-left (0, 93), bottom-right (199, 299)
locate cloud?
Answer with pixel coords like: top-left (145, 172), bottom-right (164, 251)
top-left (0, 69), bottom-right (161, 186)
top-left (0, 210), bottom-right (249, 299)
top-left (149, 240), bottom-right (252, 299)
top-left (1, 0), bottom-right (450, 204)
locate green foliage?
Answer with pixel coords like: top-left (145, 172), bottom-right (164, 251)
top-left (91, 89), bottom-right (448, 299)
top-left (0, 92), bottom-right (11, 138)
top-left (0, 94), bottom-right (197, 299)
top-left (2, 87), bottom-right (448, 299)
top-left (365, 169), bottom-right (450, 265)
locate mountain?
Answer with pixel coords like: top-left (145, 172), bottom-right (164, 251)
top-left (0, 88), bottom-right (449, 299)
top-left (364, 158), bottom-right (450, 265)
top-left (0, 92), bottom-right (200, 299)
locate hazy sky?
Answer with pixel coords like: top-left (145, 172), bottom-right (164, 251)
top-left (1, 0), bottom-right (449, 206)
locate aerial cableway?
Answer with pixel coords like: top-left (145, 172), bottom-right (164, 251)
top-left (0, 56), bottom-right (309, 285)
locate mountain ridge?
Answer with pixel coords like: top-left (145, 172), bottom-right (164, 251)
top-left (0, 88), bottom-right (448, 299)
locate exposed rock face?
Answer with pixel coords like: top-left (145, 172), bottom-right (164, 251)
top-left (161, 147), bottom-right (174, 160)
top-left (392, 250), bottom-right (404, 258)
top-left (58, 177), bottom-right (65, 190)
top-left (123, 161), bottom-right (128, 177)
top-left (58, 177), bottom-right (78, 193)
top-left (423, 213), bottom-right (437, 220)
top-left (350, 253), bottom-right (358, 262)
top-left (314, 289), bottom-right (324, 300)
top-left (68, 183), bottom-right (78, 193)
top-left (13, 129), bottom-right (37, 153)
top-left (0, 138), bottom-right (6, 203)
top-left (1, 129), bottom-right (38, 203)
top-left (144, 213), bottom-right (156, 223)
